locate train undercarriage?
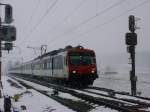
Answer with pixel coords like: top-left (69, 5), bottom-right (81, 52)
top-left (9, 73), bottom-right (98, 88)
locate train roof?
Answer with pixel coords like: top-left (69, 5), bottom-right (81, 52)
top-left (34, 45), bottom-right (94, 60)
top-left (10, 45), bottom-right (95, 69)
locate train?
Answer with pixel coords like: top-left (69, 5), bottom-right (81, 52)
top-left (9, 45), bottom-right (98, 87)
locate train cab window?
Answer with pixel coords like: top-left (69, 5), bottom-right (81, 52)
top-left (69, 52), bottom-right (95, 65)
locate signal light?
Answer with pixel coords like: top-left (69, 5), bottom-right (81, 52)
top-left (0, 25), bottom-right (16, 41)
top-left (129, 15), bottom-right (135, 32)
top-left (4, 42), bottom-right (13, 51)
top-left (125, 33), bottom-right (137, 46)
top-left (5, 5), bottom-right (13, 24)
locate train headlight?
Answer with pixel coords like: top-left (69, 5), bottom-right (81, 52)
top-left (73, 70), bottom-right (76, 74)
top-left (91, 70), bottom-right (95, 73)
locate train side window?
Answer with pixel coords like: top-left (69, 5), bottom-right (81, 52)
top-left (49, 59), bottom-right (52, 69)
top-left (66, 57), bottom-right (68, 65)
top-left (64, 57), bottom-right (66, 65)
top-left (47, 62), bottom-right (49, 69)
top-left (53, 56), bottom-right (63, 69)
top-left (44, 61), bottom-right (47, 69)
top-left (42, 63), bottom-right (44, 69)
top-left (39, 63), bottom-right (41, 69)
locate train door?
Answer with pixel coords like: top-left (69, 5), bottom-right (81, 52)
top-left (63, 56), bottom-right (68, 78)
top-left (38, 61), bottom-right (43, 76)
top-left (31, 62), bottom-right (34, 75)
top-left (52, 57), bottom-right (54, 76)
top-left (52, 55), bottom-right (63, 78)
top-left (59, 56), bottom-right (64, 77)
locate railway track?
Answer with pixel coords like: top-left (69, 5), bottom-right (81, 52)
top-left (9, 75), bottom-right (150, 112)
top-left (83, 88), bottom-right (150, 108)
top-left (88, 86), bottom-right (150, 101)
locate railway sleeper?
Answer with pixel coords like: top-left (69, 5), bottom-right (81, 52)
top-left (121, 98), bottom-right (150, 107)
top-left (125, 104), bottom-right (149, 109)
top-left (11, 75), bottom-right (148, 112)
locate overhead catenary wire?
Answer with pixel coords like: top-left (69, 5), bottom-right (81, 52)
top-left (48, 0), bottom-right (150, 48)
top-left (18, 0), bottom-right (123, 46)
top-left (95, 0), bottom-right (98, 15)
top-left (18, 0), bottom-right (59, 45)
top-left (46, 0), bottom-right (126, 46)
top-left (45, 0), bottom-right (88, 36)
top-left (22, 0), bottom-right (41, 33)
top-left (17, 0), bottom-right (149, 50)
top-left (17, 0), bottom-right (85, 46)
top-left (63, 0), bottom-right (150, 45)
top-left (77, 0), bottom-right (150, 38)
top-left (30, 0), bottom-right (58, 33)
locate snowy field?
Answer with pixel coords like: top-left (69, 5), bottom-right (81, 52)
top-left (94, 71), bottom-right (150, 97)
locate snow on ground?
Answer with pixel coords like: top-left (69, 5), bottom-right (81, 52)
top-left (12, 89), bottom-right (74, 112)
top-left (0, 76), bottom-right (119, 112)
top-left (2, 76), bottom-right (26, 96)
top-left (12, 76), bottom-right (118, 112)
top-left (12, 77), bottom-right (80, 101)
top-left (0, 98), bottom-right (4, 112)
top-left (86, 88), bottom-right (150, 104)
top-left (0, 72), bottom-right (149, 112)
top-left (91, 106), bottom-right (118, 112)
top-left (94, 72), bottom-right (150, 97)
top-left (1, 76), bottom-right (74, 112)
top-left (85, 89), bottom-right (108, 95)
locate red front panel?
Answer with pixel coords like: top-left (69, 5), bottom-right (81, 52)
top-left (67, 48), bottom-right (97, 76)
top-left (69, 65), bottom-right (97, 75)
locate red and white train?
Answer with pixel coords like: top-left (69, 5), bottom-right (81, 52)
top-left (9, 45), bottom-right (98, 87)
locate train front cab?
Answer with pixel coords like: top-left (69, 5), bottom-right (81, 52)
top-left (67, 48), bottom-right (98, 86)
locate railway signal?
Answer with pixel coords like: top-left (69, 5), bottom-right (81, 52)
top-left (0, 3), bottom-right (16, 98)
top-left (125, 15), bottom-right (139, 96)
top-left (0, 25), bottom-right (16, 41)
top-left (129, 15), bottom-right (135, 32)
top-left (5, 5), bottom-right (13, 24)
top-left (125, 33), bottom-right (137, 46)
top-left (4, 42), bottom-right (13, 52)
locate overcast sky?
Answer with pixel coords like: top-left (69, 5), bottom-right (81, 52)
top-left (1, 0), bottom-right (150, 63)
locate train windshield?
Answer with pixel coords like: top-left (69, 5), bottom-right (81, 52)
top-left (69, 52), bottom-right (95, 65)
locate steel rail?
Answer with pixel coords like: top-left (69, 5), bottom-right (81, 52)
top-left (9, 74), bottom-right (149, 112)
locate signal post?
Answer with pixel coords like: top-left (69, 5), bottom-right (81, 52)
top-left (0, 20), bottom-right (1, 98)
top-left (0, 17), bottom-right (2, 98)
top-left (0, 3), bottom-right (16, 98)
top-left (125, 15), bottom-right (139, 96)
